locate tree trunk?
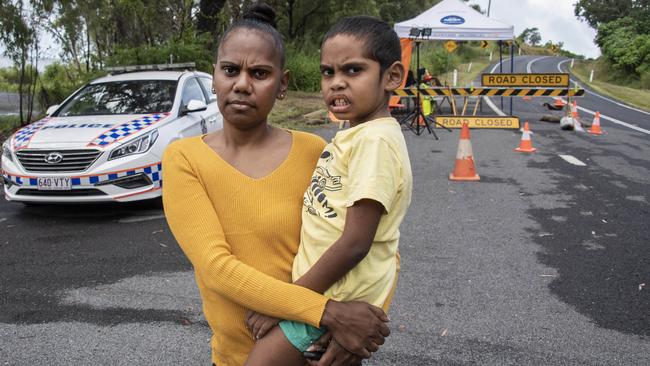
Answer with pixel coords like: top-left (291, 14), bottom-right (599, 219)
top-left (197, 0), bottom-right (227, 44)
top-left (27, 43), bottom-right (39, 123)
top-left (86, 21), bottom-right (91, 71)
top-left (18, 49), bottom-right (26, 126)
top-left (287, 0), bottom-right (295, 39)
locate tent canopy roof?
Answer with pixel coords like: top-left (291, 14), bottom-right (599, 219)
top-left (394, 0), bottom-right (514, 41)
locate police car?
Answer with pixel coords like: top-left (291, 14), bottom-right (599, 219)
top-left (1, 63), bottom-right (222, 203)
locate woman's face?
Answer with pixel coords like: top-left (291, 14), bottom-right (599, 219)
top-left (213, 29), bottom-right (288, 130)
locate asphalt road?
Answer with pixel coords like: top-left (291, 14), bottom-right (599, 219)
top-left (1, 56), bottom-right (648, 365)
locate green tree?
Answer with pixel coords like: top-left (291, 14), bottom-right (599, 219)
top-left (517, 27), bottom-right (541, 46)
top-left (529, 30), bottom-right (541, 46)
top-left (0, 0), bottom-right (43, 125)
top-left (596, 17), bottom-right (650, 73)
top-left (197, 0), bottom-right (228, 48)
top-left (574, 0), bottom-right (635, 28)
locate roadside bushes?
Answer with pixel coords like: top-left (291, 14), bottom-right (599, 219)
top-left (595, 17), bottom-right (650, 89)
top-left (38, 63), bottom-right (102, 108)
top-left (0, 68), bottom-right (21, 92)
top-left (285, 46), bottom-right (321, 92)
top-left (106, 35), bottom-right (214, 74)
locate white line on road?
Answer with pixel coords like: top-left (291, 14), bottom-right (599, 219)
top-left (118, 214), bottom-right (165, 223)
top-left (527, 56), bottom-right (548, 73)
top-left (484, 96), bottom-right (506, 116)
top-left (484, 57), bottom-right (514, 115)
top-left (559, 155), bottom-right (587, 166)
top-left (490, 57), bottom-right (513, 73)
top-left (557, 59), bottom-right (650, 117)
top-left (0, 217), bottom-right (7, 223)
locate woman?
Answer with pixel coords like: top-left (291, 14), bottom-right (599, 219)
top-left (162, 3), bottom-right (389, 366)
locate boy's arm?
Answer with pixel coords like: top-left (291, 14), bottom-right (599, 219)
top-left (294, 134), bottom-right (401, 293)
top-left (293, 198), bottom-right (384, 293)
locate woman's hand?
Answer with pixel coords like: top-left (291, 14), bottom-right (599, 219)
top-left (245, 310), bottom-right (281, 340)
top-left (305, 333), bottom-right (364, 366)
top-left (319, 300), bottom-right (389, 358)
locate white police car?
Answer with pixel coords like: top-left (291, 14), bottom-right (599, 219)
top-left (1, 63), bottom-right (222, 203)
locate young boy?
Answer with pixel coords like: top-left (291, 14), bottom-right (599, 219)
top-left (245, 16), bottom-right (412, 365)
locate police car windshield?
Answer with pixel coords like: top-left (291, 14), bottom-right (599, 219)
top-left (57, 80), bottom-right (177, 116)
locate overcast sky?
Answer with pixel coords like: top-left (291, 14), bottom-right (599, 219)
top-left (471, 0), bottom-right (600, 58)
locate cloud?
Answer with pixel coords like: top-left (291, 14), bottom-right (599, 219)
top-left (471, 0), bottom-right (600, 58)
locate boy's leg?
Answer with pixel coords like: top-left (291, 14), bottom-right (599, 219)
top-left (244, 326), bottom-right (305, 366)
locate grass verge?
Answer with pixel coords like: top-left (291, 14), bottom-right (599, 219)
top-left (571, 61), bottom-right (650, 112)
top-left (268, 91), bottom-right (329, 131)
top-left (0, 114), bottom-right (21, 142)
top-left (436, 60), bottom-right (489, 87)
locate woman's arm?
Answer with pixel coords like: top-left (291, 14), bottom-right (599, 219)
top-left (164, 144), bottom-right (389, 357)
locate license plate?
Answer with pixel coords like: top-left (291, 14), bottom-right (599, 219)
top-left (37, 177), bottom-right (72, 191)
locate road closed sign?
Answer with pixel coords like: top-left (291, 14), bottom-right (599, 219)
top-left (481, 73), bottom-right (570, 87)
top-left (436, 116), bottom-right (520, 129)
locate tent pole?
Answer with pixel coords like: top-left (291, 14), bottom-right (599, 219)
top-left (416, 40), bottom-right (422, 135)
top-left (510, 42), bottom-right (514, 116)
top-left (499, 42), bottom-right (503, 110)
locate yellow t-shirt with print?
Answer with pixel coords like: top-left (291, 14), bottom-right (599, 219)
top-left (293, 117), bottom-right (412, 307)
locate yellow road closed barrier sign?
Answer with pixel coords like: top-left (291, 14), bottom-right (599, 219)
top-left (436, 116), bottom-right (520, 129)
top-left (482, 73), bottom-right (570, 87)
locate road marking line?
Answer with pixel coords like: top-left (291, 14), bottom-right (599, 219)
top-left (485, 57), bottom-right (515, 115)
top-left (490, 57), bottom-right (513, 73)
top-left (118, 214), bottom-right (165, 223)
top-left (527, 56), bottom-right (548, 73)
top-left (559, 154), bottom-right (587, 166)
top-left (557, 59), bottom-right (650, 117)
top-left (0, 217), bottom-right (7, 223)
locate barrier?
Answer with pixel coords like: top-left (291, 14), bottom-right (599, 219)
top-left (394, 87), bottom-right (585, 98)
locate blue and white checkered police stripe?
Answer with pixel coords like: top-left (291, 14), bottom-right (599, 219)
top-left (12, 118), bottom-right (51, 150)
top-left (88, 113), bottom-right (170, 147)
top-left (72, 162), bottom-right (162, 187)
top-left (2, 172), bottom-right (32, 186)
top-left (2, 162), bottom-right (162, 188)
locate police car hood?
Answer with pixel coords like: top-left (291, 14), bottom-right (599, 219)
top-left (17, 114), bottom-right (169, 150)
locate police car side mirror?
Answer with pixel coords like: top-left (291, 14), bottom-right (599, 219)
top-left (180, 99), bottom-right (207, 116)
top-left (46, 105), bottom-right (60, 116)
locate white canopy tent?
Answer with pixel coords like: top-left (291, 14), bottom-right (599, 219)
top-left (394, 0), bottom-right (514, 41)
top-left (391, 0), bottom-right (518, 128)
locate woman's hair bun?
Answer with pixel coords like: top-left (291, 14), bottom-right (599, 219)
top-left (243, 2), bottom-right (277, 29)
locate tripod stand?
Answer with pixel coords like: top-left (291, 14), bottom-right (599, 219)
top-left (399, 40), bottom-right (451, 138)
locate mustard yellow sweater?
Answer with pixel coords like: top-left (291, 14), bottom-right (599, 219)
top-left (162, 131), bottom-right (329, 366)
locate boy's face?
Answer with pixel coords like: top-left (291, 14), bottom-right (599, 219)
top-left (320, 35), bottom-right (398, 127)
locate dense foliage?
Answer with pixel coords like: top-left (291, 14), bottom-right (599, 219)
top-left (575, 0), bottom-right (650, 88)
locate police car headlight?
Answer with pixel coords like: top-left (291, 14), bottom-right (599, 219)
top-left (2, 139), bottom-right (14, 163)
top-left (108, 130), bottom-right (159, 160)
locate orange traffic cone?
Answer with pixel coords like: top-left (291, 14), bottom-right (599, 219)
top-left (449, 122), bottom-right (480, 181)
top-left (572, 101), bottom-right (579, 118)
top-left (418, 115), bottom-right (426, 126)
top-left (514, 122), bottom-right (537, 153)
top-left (554, 98), bottom-right (565, 108)
top-left (588, 111), bottom-right (603, 135)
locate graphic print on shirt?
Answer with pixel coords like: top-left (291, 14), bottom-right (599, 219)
top-left (304, 150), bottom-right (341, 218)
